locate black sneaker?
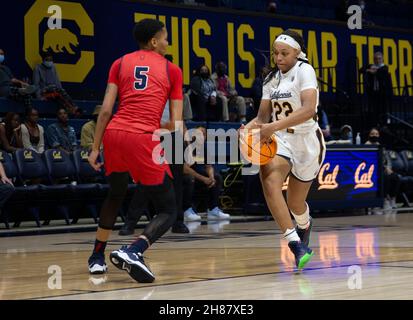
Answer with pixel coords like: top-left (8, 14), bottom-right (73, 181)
top-left (118, 224), bottom-right (135, 236)
top-left (295, 217), bottom-right (313, 247)
top-left (171, 221), bottom-right (189, 233)
top-left (88, 252), bottom-right (107, 274)
top-left (288, 241), bottom-right (314, 270)
top-left (110, 248), bottom-right (155, 283)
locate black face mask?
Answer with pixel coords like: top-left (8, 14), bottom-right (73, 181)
top-left (200, 72), bottom-right (209, 79)
top-left (217, 66), bottom-right (226, 76)
top-left (368, 136), bottom-right (379, 143)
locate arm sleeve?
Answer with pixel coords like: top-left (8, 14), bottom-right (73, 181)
top-left (107, 58), bottom-right (122, 86)
top-left (299, 64), bottom-right (319, 91)
top-left (168, 62), bottom-right (183, 100)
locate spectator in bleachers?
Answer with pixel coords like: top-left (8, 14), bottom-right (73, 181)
top-left (250, 65), bottom-right (271, 120)
top-left (190, 64), bottom-right (223, 121)
top-left (360, 51), bottom-right (392, 127)
top-left (33, 51), bottom-right (79, 116)
top-left (267, 1), bottom-right (277, 14)
top-left (46, 107), bottom-right (77, 153)
top-left (365, 127), bottom-right (401, 211)
top-left (0, 160), bottom-right (14, 215)
top-left (21, 107), bottom-right (45, 153)
top-left (339, 124), bottom-right (353, 144)
top-left (81, 105), bottom-right (101, 149)
top-left (317, 104), bottom-right (333, 142)
top-left (0, 112), bottom-right (23, 152)
top-left (182, 126), bottom-right (229, 220)
top-left (212, 61), bottom-right (246, 122)
top-left (0, 48), bottom-right (36, 109)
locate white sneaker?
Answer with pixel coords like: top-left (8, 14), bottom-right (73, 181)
top-left (207, 207), bottom-right (230, 220)
top-left (390, 198), bottom-right (398, 209)
top-left (184, 208), bottom-right (202, 221)
top-left (383, 199), bottom-right (392, 211)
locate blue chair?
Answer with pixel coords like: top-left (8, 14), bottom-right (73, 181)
top-left (13, 149), bottom-right (49, 227)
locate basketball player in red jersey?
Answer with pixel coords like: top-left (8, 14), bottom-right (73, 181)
top-left (87, 19), bottom-right (183, 283)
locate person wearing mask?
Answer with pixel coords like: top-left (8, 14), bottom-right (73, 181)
top-left (0, 112), bottom-right (23, 152)
top-left (190, 64), bottom-right (223, 122)
top-left (33, 51), bottom-right (79, 115)
top-left (365, 127), bottom-right (401, 212)
top-left (212, 61), bottom-right (246, 122)
top-left (21, 107), bottom-right (45, 153)
top-left (0, 48), bottom-right (36, 108)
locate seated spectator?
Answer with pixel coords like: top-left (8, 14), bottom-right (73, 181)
top-left (33, 51), bottom-right (79, 116)
top-left (0, 48), bottom-right (36, 109)
top-left (338, 124), bottom-right (353, 144)
top-left (183, 126), bottom-right (229, 221)
top-left (21, 107), bottom-right (45, 153)
top-left (212, 61), bottom-right (246, 122)
top-left (81, 105), bottom-right (101, 149)
top-left (190, 64), bottom-right (223, 121)
top-left (317, 104), bottom-right (333, 141)
top-left (365, 127), bottom-right (402, 212)
top-left (0, 160), bottom-right (15, 215)
top-left (0, 112), bottom-right (23, 152)
top-left (46, 107), bottom-right (77, 153)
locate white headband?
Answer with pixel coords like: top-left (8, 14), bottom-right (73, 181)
top-left (275, 34), bottom-right (307, 60)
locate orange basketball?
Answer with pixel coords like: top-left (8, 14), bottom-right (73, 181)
top-left (239, 131), bottom-right (277, 165)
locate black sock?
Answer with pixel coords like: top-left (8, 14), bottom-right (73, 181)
top-left (93, 239), bottom-right (107, 255)
top-left (128, 238), bottom-right (149, 254)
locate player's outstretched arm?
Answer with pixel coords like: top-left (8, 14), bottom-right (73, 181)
top-left (242, 99), bottom-right (272, 131)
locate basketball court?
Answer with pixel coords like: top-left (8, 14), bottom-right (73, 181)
top-left (1, 212), bottom-right (412, 300)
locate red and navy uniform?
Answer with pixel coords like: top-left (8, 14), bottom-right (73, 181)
top-left (103, 50), bottom-right (183, 185)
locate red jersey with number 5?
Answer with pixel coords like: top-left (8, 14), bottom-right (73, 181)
top-left (106, 50), bottom-right (183, 134)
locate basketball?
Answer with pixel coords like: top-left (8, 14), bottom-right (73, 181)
top-left (239, 131), bottom-right (277, 165)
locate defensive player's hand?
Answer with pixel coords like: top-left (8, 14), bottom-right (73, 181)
top-left (88, 149), bottom-right (103, 171)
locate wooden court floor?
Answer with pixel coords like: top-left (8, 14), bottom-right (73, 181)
top-left (1, 212), bottom-right (413, 300)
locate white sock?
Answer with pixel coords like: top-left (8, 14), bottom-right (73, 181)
top-left (283, 228), bottom-right (301, 242)
top-left (291, 202), bottom-right (310, 229)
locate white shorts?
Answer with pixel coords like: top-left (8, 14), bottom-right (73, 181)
top-left (275, 127), bottom-right (326, 182)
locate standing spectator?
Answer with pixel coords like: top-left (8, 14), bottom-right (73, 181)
top-left (46, 107), bottom-right (77, 153)
top-left (190, 64), bottom-right (223, 121)
top-left (267, 1), bottom-right (277, 14)
top-left (0, 112), bottom-right (23, 152)
top-left (0, 48), bottom-right (36, 109)
top-left (212, 61), bottom-right (246, 122)
top-left (250, 65), bottom-right (271, 120)
top-left (335, 0), bottom-right (350, 22)
top-left (33, 51), bottom-right (79, 115)
top-left (365, 127), bottom-right (401, 212)
top-left (360, 52), bottom-right (393, 127)
top-left (21, 107), bottom-right (45, 153)
top-left (183, 126), bottom-right (229, 220)
top-left (81, 105), bottom-right (101, 149)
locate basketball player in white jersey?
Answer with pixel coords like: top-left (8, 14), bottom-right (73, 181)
top-left (243, 29), bottom-right (326, 270)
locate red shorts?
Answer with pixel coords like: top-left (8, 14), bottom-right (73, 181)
top-left (102, 129), bottom-right (173, 185)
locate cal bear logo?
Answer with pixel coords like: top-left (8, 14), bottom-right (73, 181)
top-left (43, 28), bottom-right (79, 54)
